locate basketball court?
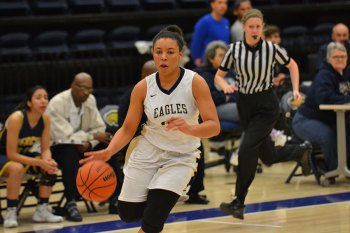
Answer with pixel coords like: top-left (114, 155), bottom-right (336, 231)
top-left (3, 157), bottom-right (350, 233)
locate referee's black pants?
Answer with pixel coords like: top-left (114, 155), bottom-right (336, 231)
top-left (236, 89), bottom-right (280, 204)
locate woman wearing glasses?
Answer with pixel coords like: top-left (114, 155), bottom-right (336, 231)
top-left (292, 41), bottom-right (350, 184)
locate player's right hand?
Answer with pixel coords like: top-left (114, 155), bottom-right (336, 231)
top-left (40, 159), bottom-right (58, 175)
top-left (80, 149), bottom-right (111, 165)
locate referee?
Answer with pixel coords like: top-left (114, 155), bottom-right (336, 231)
top-left (215, 8), bottom-right (302, 220)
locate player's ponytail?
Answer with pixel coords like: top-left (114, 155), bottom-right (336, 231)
top-left (152, 24), bottom-right (185, 51)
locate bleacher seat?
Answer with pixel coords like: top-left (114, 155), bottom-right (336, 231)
top-left (309, 23), bottom-right (333, 52)
top-left (141, 24), bottom-right (168, 41)
top-left (0, 0), bottom-right (31, 17)
top-left (177, 0), bottom-right (208, 8)
top-left (70, 29), bottom-right (107, 58)
top-left (308, 0), bottom-right (332, 3)
top-left (68, 0), bottom-right (105, 13)
top-left (105, 0), bottom-right (140, 11)
top-left (29, 0), bottom-right (68, 15)
top-left (277, 0), bottom-right (307, 5)
top-left (0, 94), bottom-right (25, 122)
top-left (251, 0), bottom-right (273, 6)
top-left (106, 26), bottom-right (140, 55)
top-left (0, 32), bottom-right (32, 63)
top-left (281, 25), bottom-right (309, 75)
top-left (140, 0), bottom-right (177, 10)
top-left (32, 30), bottom-right (70, 60)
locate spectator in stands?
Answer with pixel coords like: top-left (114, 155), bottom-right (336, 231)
top-left (292, 42), bottom-right (350, 184)
top-left (197, 40), bottom-right (239, 123)
top-left (230, 0), bottom-right (252, 43)
top-left (47, 72), bottom-right (123, 222)
top-left (317, 23), bottom-right (350, 71)
top-left (0, 86), bottom-right (63, 228)
top-left (191, 0), bottom-right (230, 67)
top-left (264, 24), bottom-right (291, 99)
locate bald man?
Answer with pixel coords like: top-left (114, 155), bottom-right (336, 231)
top-left (317, 23), bottom-right (350, 71)
top-left (47, 72), bottom-right (123, 221)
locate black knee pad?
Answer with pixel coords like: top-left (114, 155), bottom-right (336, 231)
top-left (142, 189), bottom-right (179, 233)
top-left (39, 173), bottom-right (57, 186)
top-left (118, 200), bottom-right (147, 223)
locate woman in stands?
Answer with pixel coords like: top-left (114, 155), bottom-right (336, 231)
top-left (197, 40), bottom-right (239, 123)
top-left (0, 86), bottom-right (63, 228)
top-left (214, 8), bottom-right (302, 220)
top-left (292, 42), bottom-right (350, 184)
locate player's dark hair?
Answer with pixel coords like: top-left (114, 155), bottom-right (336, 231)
top-left (263, 25), bottom-right (280, 38)
top-left (152, 25), bottom-right (185, 51)
top-left (15, 85), bottom-right (47, 111)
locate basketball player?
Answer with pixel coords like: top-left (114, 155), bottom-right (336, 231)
top-left (0, 86), bottom-right (63, 228)
top-left (82, 25), bottom-right (220, 233)
top-left (215, 9), bottom-right (303, 220)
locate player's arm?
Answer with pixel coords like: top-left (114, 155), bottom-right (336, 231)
top-left (167, 74), bottom-right (220, 138)
top-left (82, 80), bottom-right (146, 163)
top-left (41, 113), bottom-right (52, 160)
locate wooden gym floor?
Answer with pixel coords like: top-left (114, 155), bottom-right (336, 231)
top-left (2, 152), bottom-right (350, 233)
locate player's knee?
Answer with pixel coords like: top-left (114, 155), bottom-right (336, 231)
top-left (142, 189), bottom-right (179, 233)
top-left (7, 162), bottom-right (24, 178)
top-left (118, 200), bottom-right (146, 223)
top-left (39, 173), bottom-right (57, 186)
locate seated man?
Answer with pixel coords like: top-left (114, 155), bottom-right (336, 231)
top-left (47, 72), bottom-right (123, 221)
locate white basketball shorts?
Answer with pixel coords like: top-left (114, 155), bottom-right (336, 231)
top-left (118, 136), bottom-right (200, 202)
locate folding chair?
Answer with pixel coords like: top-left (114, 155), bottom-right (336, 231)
top-left (280, 91), bottom-right (325, 185)
top-left (206, 121), bottom-right (242, 172)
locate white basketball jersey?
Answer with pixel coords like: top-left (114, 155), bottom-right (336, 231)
top-left (142, 68), bottom-right (200, 153)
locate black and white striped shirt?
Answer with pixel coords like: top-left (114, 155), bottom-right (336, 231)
top-left (219, 39), bottom-right (290, 94)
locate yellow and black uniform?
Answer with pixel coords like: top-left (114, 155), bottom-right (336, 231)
top-left (0, 110), bottom-right (44, 176)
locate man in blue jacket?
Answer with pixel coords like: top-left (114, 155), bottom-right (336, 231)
top-left (191, 0), bottom-right (230, 68)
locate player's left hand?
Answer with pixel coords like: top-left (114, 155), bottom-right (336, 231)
top-left (165, 117), bottom-right (191, 134)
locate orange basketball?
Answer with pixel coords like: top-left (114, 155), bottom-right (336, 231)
top-left (76, 160), bottom-right (117, 202)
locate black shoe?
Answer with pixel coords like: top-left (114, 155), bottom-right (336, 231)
top-left (0, 212), bottom-right (3, 224)
top-left (321, 176), bottom-right (336, 186)
top-left (185, 194), bottom-right (209, 205)
top-left (66, 202), bottom-right (83, 222)
top-left (298, 141), bottom-right (312, 176)
top-left (108, 204), bottom-right (119, 214)
top-left (219, 199), bottom-right (245, 220)
top-left (108, 198), bottom-right (119, 214)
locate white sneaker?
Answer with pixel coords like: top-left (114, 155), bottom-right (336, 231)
top-left (4, 207), bottom-right (18, 228)
top-left (32, 203), bottom-right (63, 223)
top-left (230, 149), bottom-right (239, 166)
top-left (178, 194), bottom-right (189, 202)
